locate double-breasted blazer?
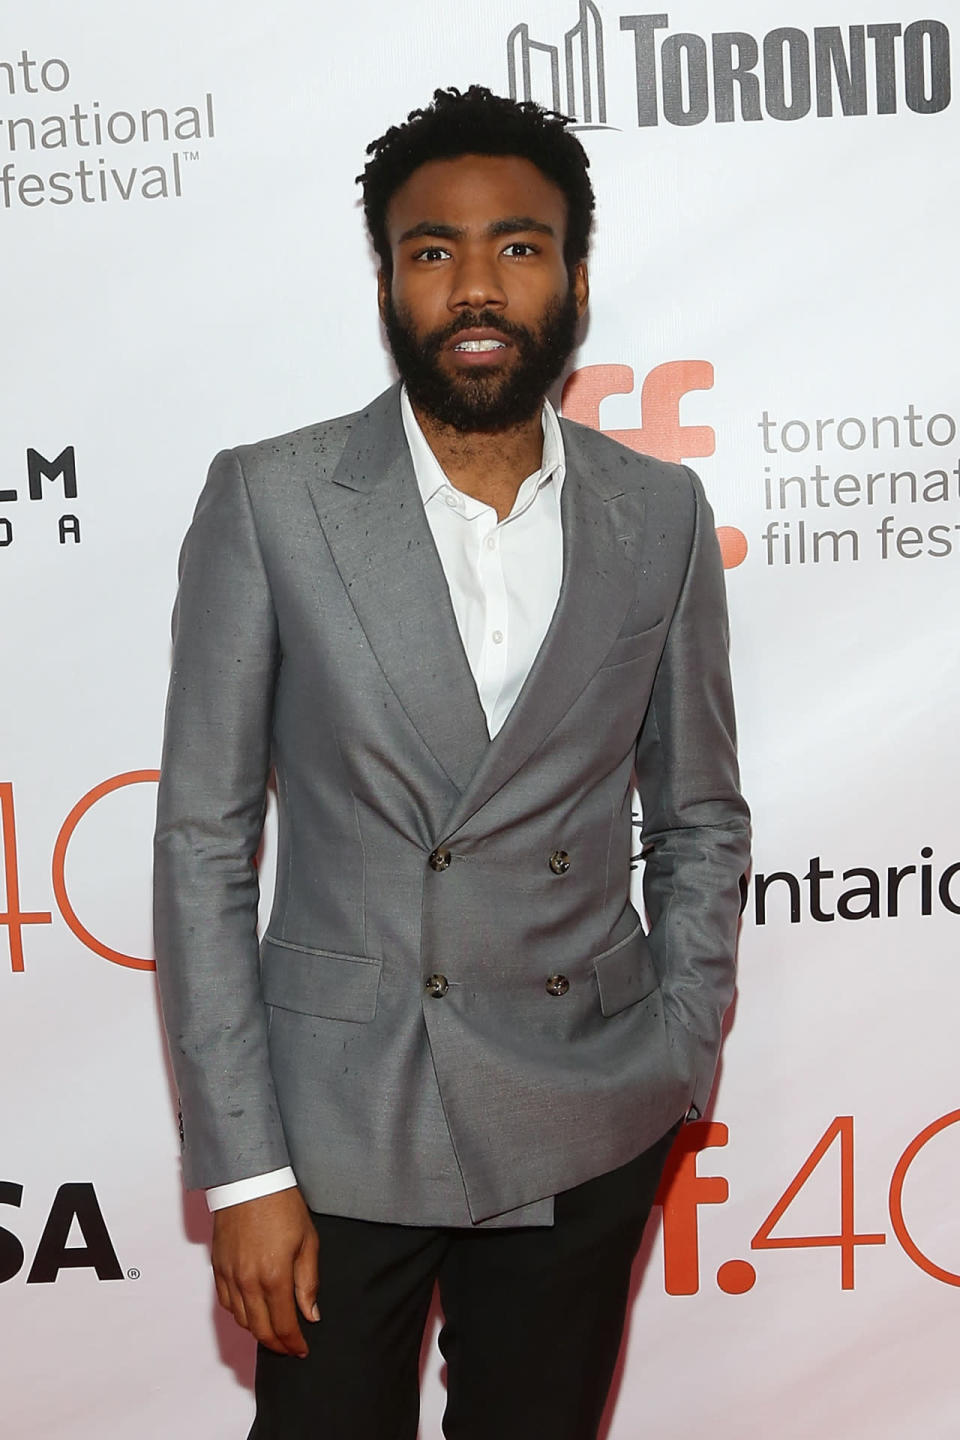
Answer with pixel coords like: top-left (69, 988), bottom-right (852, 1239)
top-left (154, 383), bottom-right (750, 1227)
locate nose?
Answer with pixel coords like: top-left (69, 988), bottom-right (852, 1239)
top-left (447, 246), bottom-right (507, 313)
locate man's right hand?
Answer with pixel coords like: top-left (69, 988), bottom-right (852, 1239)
top-left (212, 1187), bottom-right (320, 1357)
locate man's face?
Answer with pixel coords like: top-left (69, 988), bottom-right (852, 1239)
top-left (378, 154), bottom-right (588, 432)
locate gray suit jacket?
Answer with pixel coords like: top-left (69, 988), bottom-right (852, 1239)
top-left (154, 383), bottom-right (750, 1227)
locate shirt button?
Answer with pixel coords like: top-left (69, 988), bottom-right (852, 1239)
top-left (545, 974), bottom-right (570, 996)
top-left (424, 974), bottom-right (449, 998)
top-left (444, 493), bottom-right (459, 509)
top-left (549, 850), bottom-right (571, 875)
top-left (428, 847), bottom-right (451, 871)
top-left (485, 535), bottom-right (497, 550)
top-left (492, 630), bottom-right (504, 644)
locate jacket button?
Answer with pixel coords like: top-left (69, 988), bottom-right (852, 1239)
top-left (545, 974), bottom-right (570, 996)
top-left (424, 973), bottom-right (449, 998)
top-left (549, 850), bottom-right (571, 875)
top-left (429, 847), bottom-right (451, 872)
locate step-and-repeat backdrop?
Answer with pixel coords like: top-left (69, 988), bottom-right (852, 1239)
top-left (3, 1), bottom-right (957, 1435)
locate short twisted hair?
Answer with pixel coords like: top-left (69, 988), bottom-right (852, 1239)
top-left (358, 85), bottom-right (595, 276)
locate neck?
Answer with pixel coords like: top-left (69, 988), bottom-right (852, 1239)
top-left (412, 401), bottom-right (546, 522)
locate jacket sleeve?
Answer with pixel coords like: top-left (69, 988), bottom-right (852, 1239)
top-left (634, 467), bottom-right (751, 1119)
top-left (153, 448), bottom-right (290, 1189)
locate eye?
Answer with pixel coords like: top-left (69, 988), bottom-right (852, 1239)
top-left (412, 245), bottom-right (451, 262)
top-left (502, 242), bottom-right (538, 258)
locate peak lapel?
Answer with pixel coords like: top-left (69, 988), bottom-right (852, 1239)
top-left (442, 422), bottom-right (645, 838)
top-left (305, 387), bottom-right (490, 794)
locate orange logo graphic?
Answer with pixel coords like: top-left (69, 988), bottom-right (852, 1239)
top-left (0, 783), bottom-right (52, 972)
top-left (52, 771), bottom-right (159, 971)
top-left (561, 360), bottom-right (747, 568)
top-left (2, 772), bottom-right (159, 973)
top-left (654, 1111), bottom-right (960, 1296)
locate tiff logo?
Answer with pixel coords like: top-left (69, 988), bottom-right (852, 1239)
top-left (562, 360), bottom-right (715, 463)
top-left (562, 360), bottom-right (749, 569)
top-left (508, 0), bottom-right (610, 127)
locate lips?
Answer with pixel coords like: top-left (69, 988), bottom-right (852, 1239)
top-left (446, 326), bottom-right (513, 366)
top-left (454, 338), bottom-right (507, 352)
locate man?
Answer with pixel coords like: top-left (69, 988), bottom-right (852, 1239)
top-left (154, 85), bottom-right (749, 1440)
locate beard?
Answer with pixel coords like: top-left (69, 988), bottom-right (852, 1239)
top-left (381, 288), bottom-right (580, 433)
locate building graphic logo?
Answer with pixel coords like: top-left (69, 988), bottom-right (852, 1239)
top-left (505, 8), bottom-right (951, 126)
top-left (507, 0), bottom-right (611, 127)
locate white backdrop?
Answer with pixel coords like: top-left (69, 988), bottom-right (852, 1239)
top-left (2, 2), bottom-right (958, 1436)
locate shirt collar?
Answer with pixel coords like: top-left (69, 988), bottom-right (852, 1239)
top-left (400, 385), bottom-right (566, 516)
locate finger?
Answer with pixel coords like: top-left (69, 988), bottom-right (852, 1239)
top-left (242, 1291), bottom-right (285, 1354)
top-left (263, 1276), bottom-right (309, 1356)
top-left (293, 1239), bottom-right (320, 1323)
top-left (226, 1281), bottom-right (250, 1331)
top-left (214, 1273), bottom-right (232, 1313)
top-left (245, 1288), bottom-right (305, 1358)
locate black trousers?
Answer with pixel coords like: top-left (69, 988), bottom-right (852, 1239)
top-left (249, 1124), bottom-right (677, 1440)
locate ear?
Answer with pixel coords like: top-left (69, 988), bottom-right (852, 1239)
top-left (572, 260), bottom-right (589, 317)
top-left (377, 270), bottom-right (389, 324)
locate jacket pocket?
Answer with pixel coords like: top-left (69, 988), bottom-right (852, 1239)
top-left (593, 923), bottom-right (660, 1017)
top-left (260, 935), bottom-right (381, 1022)
top-left (598, 618), bottom-right (666, 670)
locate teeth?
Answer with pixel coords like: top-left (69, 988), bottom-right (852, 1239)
top-left (455, 339), bottom-right (506, 351)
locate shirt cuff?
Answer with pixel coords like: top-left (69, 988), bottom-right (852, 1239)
top-left (206, 1167), bottom-right (298, 1212)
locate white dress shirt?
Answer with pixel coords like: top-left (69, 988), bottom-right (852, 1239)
top-left (205, 389), bottom-right (566, 1210)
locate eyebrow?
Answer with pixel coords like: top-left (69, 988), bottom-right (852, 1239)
top-left (397, 216), bottom-right (556, 244)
